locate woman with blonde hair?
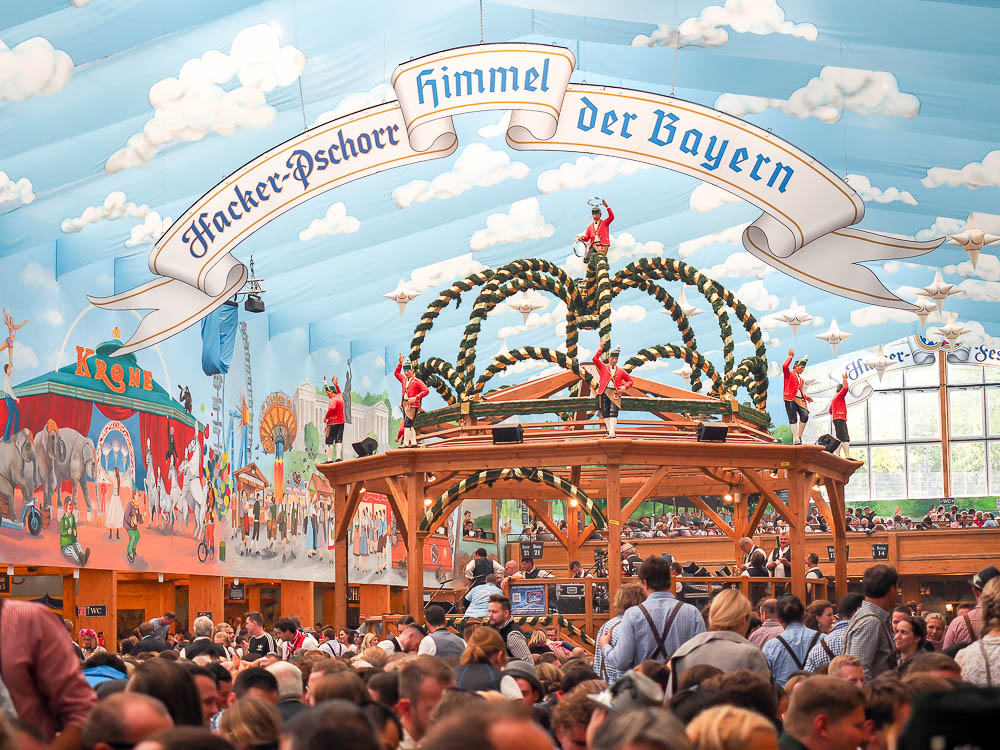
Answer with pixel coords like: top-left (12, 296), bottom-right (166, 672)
top-left (686, 704), bottom-right (778, 750)
top-left (219, 695), bottom-right (281, 750)
top-left (361, 632), bottom-right (379, 650)
top-left (667, 588), bottom-right (771, 694)
top-left (924, 612), bottom-right (946, 651)
top-left (593, 582), bottom-right (646, 683)
top-left (455, 626), bottom-right (522, 698)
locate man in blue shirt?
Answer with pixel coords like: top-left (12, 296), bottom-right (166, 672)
top-left (803, 593), bottom-right (863, 672)
top-left (464, 574), bottom-right (504, 617)
top-left (599, 555), bottom-right (705, 672)
top-left (762, 594), bottom-right (820, 686)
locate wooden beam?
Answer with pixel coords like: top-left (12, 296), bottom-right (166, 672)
top-left (383, 476), bottom-right (410, 548)
top-left (788, 470), bottom-right (808, 602)
top-left (823, 478), bottom-right (849, 602)
top-left (809, 479), bottom-right (835, 532)
top-left (607, 464), bottom-right (622, 602)
top-left (334, 482), bottom-right (364, 542)
top-left (522, 498), bottom-right (569, 550)
top-left (686, 496), bottom-right (738, 542)
top-left (699, 466), bottom-right (738, 487)
top-left (740, 469), bottom-right (796, 530)
top-left (406, 469), bottom-right (424, 622)
top-left (333, 483), bottom-right (349, 629)
top-left (620, 466), bottom-right (671, 523)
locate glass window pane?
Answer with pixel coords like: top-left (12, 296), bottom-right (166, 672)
top-left (844, 450), bottom-right (869, 501)
top-left (990, 443), bottom-right (1000, 495)
top-left (950, 389), bottom-right (984, 437)
top-left (847, 402), bottom-right (867, 444)
top-left (869, 392), bottom-right (904, 441)
top-left (948, 364), bottom-right (983, 385)
top-left (950, 442), bottom-right (986, 497)
top-left (988, 387), bottom-right (1000, 437)
top-left (905, 390), bottom-right (940, 439)
top-left (803, 415), bottom-right (830, 444)
top-left (873, 370), bottom-right (903, 390)
top-left (870, 445), bottom-right (905, 499)
top-left (986, 367), bottom-right (1000, 384)
top-left (905, 365), bottom-right (939, 387)
top-left (907, 444), bottom-right (943, 498)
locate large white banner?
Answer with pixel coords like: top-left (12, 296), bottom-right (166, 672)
top-left (92, 43), bottom-right (940, 355)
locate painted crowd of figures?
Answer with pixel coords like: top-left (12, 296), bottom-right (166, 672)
top-left (349, 506), bottom-right (392, 575)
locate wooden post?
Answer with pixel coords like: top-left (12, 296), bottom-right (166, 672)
top-left (78, 569), bottom-right (117, 647)
top-left (567, 499), bottom-right (580, 568)
top-left (189, 575), bottom-right (224, 623)
top-left (824, 479), bottom-right (849, 602)
top-left (248, 584), bottom-right (262, 617)
top-left (406, 469), bottom-right (424, 622)
top-left (788, 470), bottom-right (807, 602)
top-left (938, 352), bottom-right (952, 498)
top-left (333, 484), bottom-right (349, 629)
top-left (281, 580), bottom-right (315, 626)
top-left (732, 490), bottom-right (746, 569)
top-left (607, 463), bottom-right (622, 602)
top-left (63, 574), bottom-right (77, 631)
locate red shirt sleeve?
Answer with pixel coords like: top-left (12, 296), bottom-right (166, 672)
top-left (394, 363), bottom-right (404, 384)
top-left (605, 207), bottom-right (614, 224)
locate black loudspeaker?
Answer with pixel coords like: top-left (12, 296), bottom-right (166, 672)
top-left (696, 422), bottom-right (728, 442)
top-left (681, 561), bottom-right (699, 575)
top-left (244, 294), bottom-right (265, 313)
top-left (353, 437), bottom-right (378, 457)
top-left (714, 565), bottom-right (734, 577)
top-left (491, 424), bottom-right (524, 444)
top-left (817, 434), bottom-right (841, 453)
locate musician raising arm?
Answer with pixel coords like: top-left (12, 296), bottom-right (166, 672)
top-left (783, 348), bottom-right (812, 445)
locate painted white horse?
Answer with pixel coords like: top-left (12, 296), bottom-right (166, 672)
top-left (156, 469), bottom-right (171, 531)
top-left (178, 454), bottom-right (206, 540)
top-left (143, 446), bottom-right (158, 528)
top-left (167, 461), bottom-right (185, 534)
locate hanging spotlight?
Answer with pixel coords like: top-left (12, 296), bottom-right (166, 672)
top-left (569, 498), bottom-right (579, 508)
top-left (723, 488), bottom-right (734, 502)
top-left (424, 498), bottom-right (432, 507)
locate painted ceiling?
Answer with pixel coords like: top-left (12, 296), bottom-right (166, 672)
top-left (2, 0), bottom-right (999, 412)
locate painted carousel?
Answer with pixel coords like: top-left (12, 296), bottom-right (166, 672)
top-left (318, 228), bottom-right (860, 641)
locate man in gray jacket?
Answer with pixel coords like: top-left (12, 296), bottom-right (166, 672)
top-left (417, 605), bottom-right (466, 660)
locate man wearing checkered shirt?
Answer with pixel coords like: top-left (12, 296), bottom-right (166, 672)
top-left (844, 565), bottom-right (899, 681)
top-left (804, 593), bottom-right (863, 672)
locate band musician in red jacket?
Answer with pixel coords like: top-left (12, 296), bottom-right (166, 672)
top-left (783, 348), bottom-right (812, 444)
top-left (576, 198), bottom-right (614, 259)
top-left (395, 355), bottom-right (429, 448)
top-left (592, 344), bottom-right (634, 438)
top-left (323, 375), bottom-right (345, 461)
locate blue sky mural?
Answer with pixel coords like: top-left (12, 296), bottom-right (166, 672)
top-left (1, 0), bottom-right (998, 419)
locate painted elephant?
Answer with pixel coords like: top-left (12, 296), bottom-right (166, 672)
top-left (0, 427), bottom-right (37, 520)
top-left (33, 427), bottom-right (68, 510)
top-left (53, 428), bottom-right (97, 517)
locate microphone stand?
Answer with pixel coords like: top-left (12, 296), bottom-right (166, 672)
top-left (425, 577), bottom-right (455, 613)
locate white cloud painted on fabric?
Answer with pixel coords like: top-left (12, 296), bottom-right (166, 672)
top-left (404, 253), bottom-right (485, 295)
top-left (716, 67), bottom-right (919, 124)
top-left (0, 170), bottom-right (35, 206)
top-left (470, 198), bottom-right (554, 251)
top-left (125, 212), bottom-right (173, 248)
top-left (844, 174), bottom-right (917, 206)
top-left (312, 84), bottom-right (394, 127)
top-left (677, 224), bottom-right (747, 258)
top-left (392, 143), bottom-right (529, 209)
top-left (61, 191), bottom-right (154, 233)
top-left (689, 183), bottom-right (742, 212)
top-left (0, 37), bottom-right (73, 102)
top-left (631, 0), bottom-right (817, 48)
top-left (298, 202), bottom-right (360, 242)
top-left (922, 149), bottom-right (1000, 190)
top-left (21, 262), bottom-right (58, 290)
top-left (105, 25), bottom-right (306, 173)
top-left (536, 155), bottom-right (650, 193)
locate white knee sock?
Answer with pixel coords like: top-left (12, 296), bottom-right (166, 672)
top-left (840, 441), bottom-right (850, 459)
top-left (609, 417), bottom-right (617, 437)
top-left (335, 443), bottom-right (343, 461)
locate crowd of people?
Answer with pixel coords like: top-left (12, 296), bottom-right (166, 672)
top-left (1, 556), bottom-right (998, 750)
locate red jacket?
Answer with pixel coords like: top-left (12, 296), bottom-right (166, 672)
top-left (782, 356), bottom-right (806, 402)
top-left (581, 207), bottom-right (614, 246)
top-left (830, 382), bottom-right (849, 420)
top-left (592, 345), bottom-right (634, 395)
top-left (324, 384), bottom-right (345, 425)
top-left (395, 363), bottom-right (429, 409)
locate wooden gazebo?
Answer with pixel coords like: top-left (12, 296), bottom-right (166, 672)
top-left (317, 370), bottom-right (860, 628)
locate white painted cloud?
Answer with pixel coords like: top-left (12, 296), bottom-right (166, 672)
top-left (609, 233), bottom-right (665, 264)
top-left (477, 112), bottom-right (510, 139)
top-left (922, 149), bottom-right (1000, 190)
top-left (612, 304), bottom-right (647, 324)
top-left (326, 349), bottom-right (342, 365)
top-left (298, 202), bottom-right (360, 242)
top-left (944, 254), bottom-right (1000, 282)
top-left (21, 261), bottom-right (57, 290)
top-left (13, 341), bottom-right (38, 369)
top-left (470, 198), bottom-right (554, 252)
top-left (734, 279), bottom-right (778, 311)
top-left (125, 211), bottom-right (172, 247)
top-left (312, 83), bottom-right (393, 126)
top-left (40, 309), bottom-right (64, 326)
top-left (106, 24), bottom-right (306, 173)
top-left (392, 143), bottom-right (528, 208)
top-left (914, 216), bottom-right (966, 242)
top-left (956, 278), bottom-right (1000, 303)
top-left (361, 375), bottom-right (373, 389)
top-left (406, 253), bottom-right (485, 295)
top-left (374, 355), bottom-right (385, 368)
top-left (844, 174), bottom-right (917, 206)
top-left (678, 223), bottom-right (747, 258)
top-left (0, 171), bottom-right (35, 206)
top-left (849, 305), bottom-right (925, 328)
top-left (497, 303), bottom-right (566, 340)
top-left (960, 321), bottom-right (1000, 349)
top-left (632, 0), bottom-right (817, 48)
top-left (61, 191), bottom-right (152, 233)
top-left (71, 0), bottom-right (91, 5)
top-left (689, 183), bottom-right (742, 212)
top-left (716, 67), bottom-right (919, 124)
top-left (537, 155), bottom-right (649, 193)
top-left (0, 37), bottom-right (73, 102)
top-left (881, 261), bottom-right (925, 274)
top-left (704, 251), bottom-right (774, 279)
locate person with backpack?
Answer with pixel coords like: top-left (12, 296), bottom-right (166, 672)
top-left (593, 583), bottom-right (646, 684)
top-left (762, 594), bottom-right (821, 686)
top-left (804, 593), bottom-right (864, 671)
top-left (598, 555), bottom-right (704, 673)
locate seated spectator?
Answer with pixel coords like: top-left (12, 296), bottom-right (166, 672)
top-left (923, 613), bottom-right (946, 651)
top-left (899, 651), bottom-right (963, 682)
top-left (82, 692), bottom-right (174, 750)
top-left (232, 667), bottom-right (279, 705)
top-left (686, 704), bottom-right (778, 750)
top-left (503, 660), bottom-right (545, 705)
top-left (309, 672), bottom-right (367, 706)
top-left (219, 696), bottom-right (280, 750)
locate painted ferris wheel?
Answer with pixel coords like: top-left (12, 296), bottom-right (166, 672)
top-left (260, 391), bottom-right (297, 502)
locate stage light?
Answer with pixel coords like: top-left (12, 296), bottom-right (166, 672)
top-left (244, 294), bottom-right (265, 313)
top-left (723, 488), bottom-right (733, 502)
top-left (234, 578), bottom-right (240, 586)
top-left (696, 421), bottom-right (728, 442)
top-left (569, 498), bottom-right (579, 508)
top-left (424, 498), bottom-right (432, 507)
top-left (492, 424), bottom-right (524, 444)
top-left (945, 603), bottom-right (954, 613)
top-left (714, 565), bottom-right (734, 577)
top-left (6, 565), bottom-right (12, 576)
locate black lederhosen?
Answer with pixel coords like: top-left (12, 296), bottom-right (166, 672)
top-left (325, 423), bottom-right (344, 445)
top-left (599, 392), bottom-right (619, 418)
top-left (833, 418), bottom-right (849, 442)
top-left (784, 399), bottom-right (809, 424)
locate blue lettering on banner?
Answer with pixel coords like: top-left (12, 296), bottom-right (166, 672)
top-left (416, 58), bottom-right (552, 108)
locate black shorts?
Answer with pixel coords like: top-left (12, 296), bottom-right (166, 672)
top-left (599, 393), bottom-right (619, 418)
top-left (403, 413), bottom-right (414, 428)
top-left (833, 418), bottom-right (849, 442)
top-left (325, 423), bottom-right (344, 445)
top-left (784, 400), bottom-right (808, 424)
